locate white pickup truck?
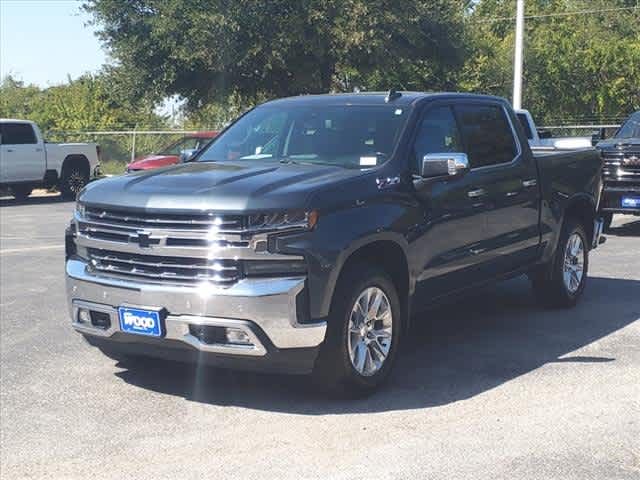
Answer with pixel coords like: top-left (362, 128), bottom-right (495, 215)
top-left (515, 109), bottom-right (592, 149)
top-left (0, 119), bottom-right (100, 200)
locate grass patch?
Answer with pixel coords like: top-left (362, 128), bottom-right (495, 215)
top-left (100, 160), bottom-right (128, 176)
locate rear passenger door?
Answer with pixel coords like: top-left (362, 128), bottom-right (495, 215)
top-left (453, 102), bottom-right (541, 273)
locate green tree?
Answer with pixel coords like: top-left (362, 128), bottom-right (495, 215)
top-left (462, 0), bottom-right (640, 124)
top-left (0, 77), bottom-right (43, 121)
top-left (0, 74), bottom-right (169, 165)
top-left (83, 0), bottom-right (468, 111)
top-left (0, 73), bottom-right (164, 132)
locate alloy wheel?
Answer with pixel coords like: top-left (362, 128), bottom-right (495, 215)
top-left (68, 170), bottom-right (87, 194)
top-left (347, 287), bottom-right (393, 377)
top-left (563, 233), bottom-right (585, 294)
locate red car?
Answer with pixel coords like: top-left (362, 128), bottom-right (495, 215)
top-left (126, 131), bottom-right (217, 172)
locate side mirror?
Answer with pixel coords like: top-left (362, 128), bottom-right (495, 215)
top-left (179, 149), bottom-right (197, 163)
top-left (538, 129), bottom-right (553, 139)
top-left (421, 153), bottom-right (469, 178)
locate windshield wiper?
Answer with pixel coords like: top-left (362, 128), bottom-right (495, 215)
top-left (278, 157), bottom-right (317, 166)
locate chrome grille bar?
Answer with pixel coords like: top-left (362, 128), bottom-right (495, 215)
top-left (84, 207), bottom-right (244, 231)
top-left (87, 249), bottom-right (240, 285)
top-left (602, 152), bottom-right (640, 180)
top-left (89, 252), bottom-right (238, 271)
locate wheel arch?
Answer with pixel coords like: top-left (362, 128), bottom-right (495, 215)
top-left (61, 154), bottom-right (90, 176)
top-left (331, 237), bottom-right (411, 334)
top-left (562, 194), bottom-right (597, 248)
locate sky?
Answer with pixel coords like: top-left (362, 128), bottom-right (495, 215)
top-left (0, 0), bottom-right (107, 87)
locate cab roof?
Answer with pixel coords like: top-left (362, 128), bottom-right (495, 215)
top-left (262, 92), bottom-right (508, 107)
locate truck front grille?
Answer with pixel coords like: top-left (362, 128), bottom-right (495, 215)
top-left (602, 150), bottom-right (640, 183)
top-left (83, 206), bottom-right (245, 232)
top-left (75, 206), bottom-right (303, 287)
top-left (76, 207), bottom-right (253, 287)
top-left (87, 248), bottom-right (241, 286)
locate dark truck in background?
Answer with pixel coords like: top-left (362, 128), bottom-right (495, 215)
top-left (66, 92), bottom-right (604, 395)
top-left (596, 110), bottom-right (640, 229)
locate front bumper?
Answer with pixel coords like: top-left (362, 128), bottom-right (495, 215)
top-left (601, 186), bottom-right (640, 214)
top-left (66, 258), bottom-right (326, 374)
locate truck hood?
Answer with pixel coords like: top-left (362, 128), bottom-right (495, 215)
top-left (79, 160), bottom-right (365, 211)
top-left (597, 137), bottom-right (640, 151)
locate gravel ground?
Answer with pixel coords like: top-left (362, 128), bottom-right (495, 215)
top-left (1, 196), bottom-right (638, 480)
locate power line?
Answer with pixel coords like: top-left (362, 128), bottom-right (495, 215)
top-left (470, 5), bottom-right (640, 24)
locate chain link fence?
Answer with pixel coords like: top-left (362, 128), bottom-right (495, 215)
top-left (539, 124), bottom-right (621, 139)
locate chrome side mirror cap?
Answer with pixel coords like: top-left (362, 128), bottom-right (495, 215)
top-left (421, 153), bottom-right (469, 178)
top-left (179, 149), bottom-right (198, 163)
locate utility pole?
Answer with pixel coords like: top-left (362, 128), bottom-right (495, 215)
top-left (513, 0), bottom-right (525, 109)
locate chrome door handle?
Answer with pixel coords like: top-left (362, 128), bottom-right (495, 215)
top-left (467, 188), bottom-right (487, 198)
top-left (6, 148), bottom-right (14, 153)
top-left (505, 191), bottom-right (520, 197)
top-left (522, 179), bottom-right (537, 188)
top-left (35, 148), bottom-right (43, 152)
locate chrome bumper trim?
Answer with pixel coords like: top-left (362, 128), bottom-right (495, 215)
top-left (71, 300), bottom-right (267, 356)
top-left (66, 258), bottom-right (326, 350)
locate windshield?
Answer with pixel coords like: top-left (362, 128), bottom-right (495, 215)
top-left (197, 104), bottom-right (408, 168)
top-left (615, 112), bottom-right (640, 139)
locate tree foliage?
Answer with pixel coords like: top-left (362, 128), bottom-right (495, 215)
top-left (83, 0), bottom-right (468, 112)
top-left (0, 74), bottom-right (163, 132)
top-left (462, 0), bottom-right (640, 123)
top-left (3, 0), bottom-right (639, 134)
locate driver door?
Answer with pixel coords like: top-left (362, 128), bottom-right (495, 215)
top-left (410, 104), bottom-right (495, 301)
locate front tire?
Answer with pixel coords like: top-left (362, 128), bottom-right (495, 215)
top-left (313, 264), bottom-right (402, 396)
top-left (530, 219), bottom-right (589, 308)
top-left (11, 185), bottom-right (33, 201)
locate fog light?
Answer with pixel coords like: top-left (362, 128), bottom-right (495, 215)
top-left (225, 328), bottom-right (252, 345)
top-left (78, 308), bottom-right (91, 324)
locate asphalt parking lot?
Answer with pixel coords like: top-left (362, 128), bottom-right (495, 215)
top-left (1, 194), bottom-right (638, 480)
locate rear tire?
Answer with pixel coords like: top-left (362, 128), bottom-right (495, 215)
top-left (313, 264), bottom-right (402, 396)
top-left (11, 185), bottom-right (32, 201)
top-left (59, 162), bottom-right (89, 199)
top-left (530, 219), bottom-right (589, 308)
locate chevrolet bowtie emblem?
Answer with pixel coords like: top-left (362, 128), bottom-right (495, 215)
top-left (130, 232), bottom-right (153, 248)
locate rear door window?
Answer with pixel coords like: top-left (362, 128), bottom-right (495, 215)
top-left (1, 123), bottom-right (37, 145)
top-left (454, 105), bottom-right (518, 168)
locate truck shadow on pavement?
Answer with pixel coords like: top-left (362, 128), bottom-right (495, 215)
top-left (607, 219), bottom-right (640, 237)
top-left (114, 275), bottom-right (639, 413)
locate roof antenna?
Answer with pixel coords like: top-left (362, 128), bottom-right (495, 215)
top-left (385, 89), bottom-right (402, 103)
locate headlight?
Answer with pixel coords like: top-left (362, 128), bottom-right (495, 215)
top-left (65, 222), bottom-right (77, 261)
top-left (248, 210), bottom-right (318, 232)
top-left (76, 202), bottom-right (86, 218)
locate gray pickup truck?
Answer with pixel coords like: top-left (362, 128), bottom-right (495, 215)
top-left (66, 92), bottom-right (604, 394)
